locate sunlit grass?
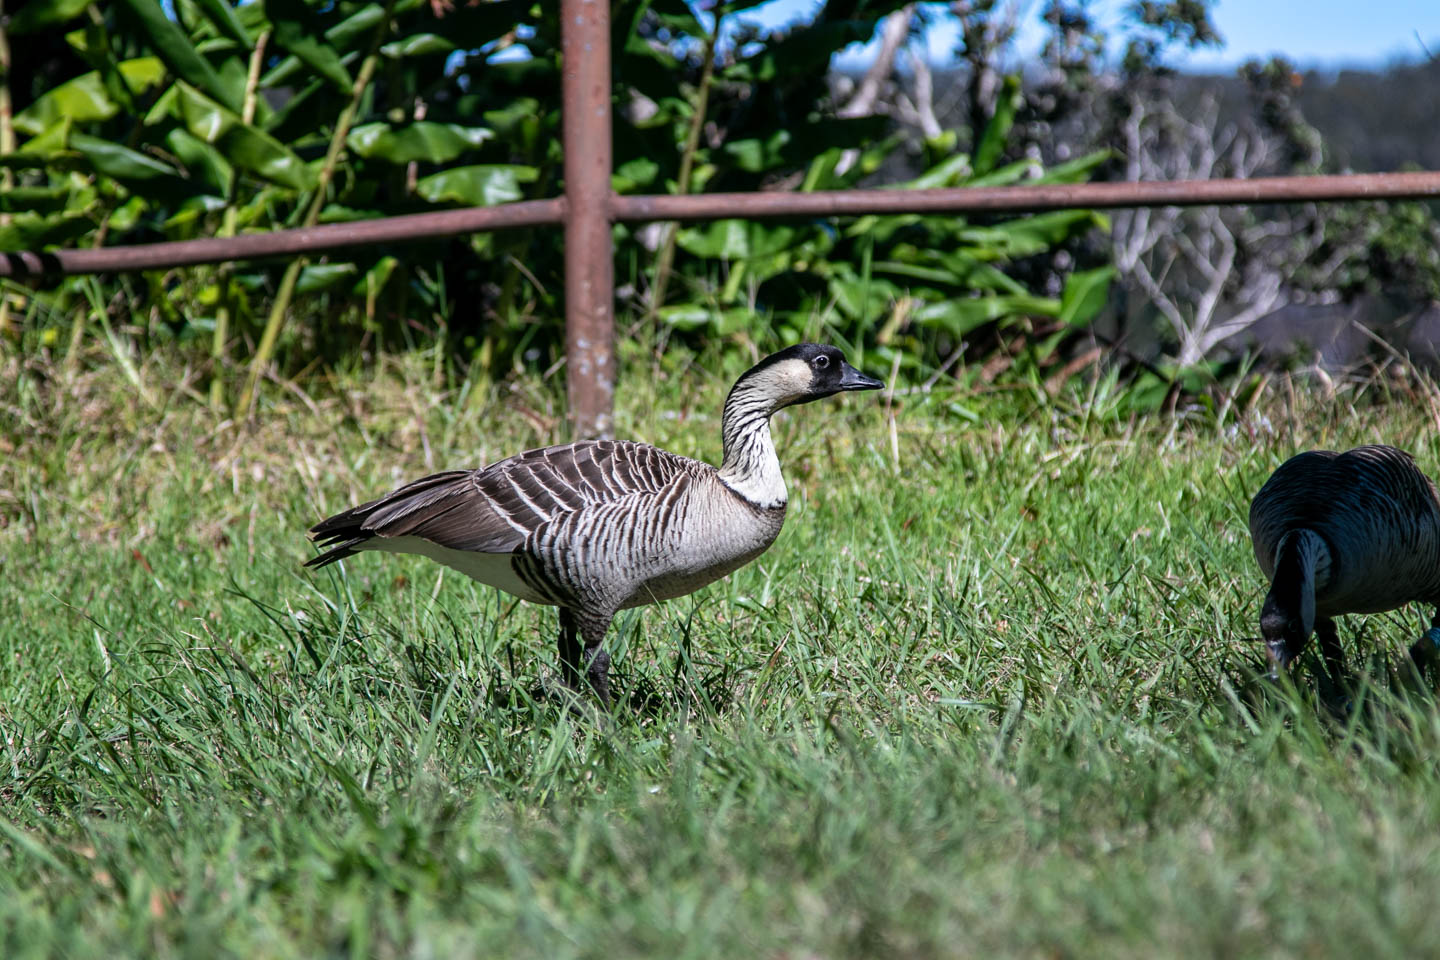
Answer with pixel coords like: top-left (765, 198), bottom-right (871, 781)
top-left (5, 342), bottom-right (1440, 957)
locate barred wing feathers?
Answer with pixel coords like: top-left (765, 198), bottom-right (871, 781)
top-left (306, 440), bottom-right (695, 567)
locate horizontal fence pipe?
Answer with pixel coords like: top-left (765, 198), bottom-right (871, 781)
top-left (611, 172), bottom-right (1440, 221)
top-left (0, 198), bottom-right (566, 278)
top-left (3, 171), bottom-right (1439, 279)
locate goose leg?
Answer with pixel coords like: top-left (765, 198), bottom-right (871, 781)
top-left (557, 608), bottom-right (583, 690)
top-left (578, 612), bottom-right (615, 708)
top-left (1406, 610), bottom-right (1440, 675)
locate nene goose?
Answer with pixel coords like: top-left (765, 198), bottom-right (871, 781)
top-left (306, 343), bottom-right (884, 705)
top-left (1249, 444), bottom-right (1440, 679)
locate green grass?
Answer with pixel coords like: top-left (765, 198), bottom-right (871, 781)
top-left (6, 344), bottom-right (1440, 958)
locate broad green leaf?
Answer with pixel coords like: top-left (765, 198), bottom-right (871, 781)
top-left (13, 59), bottom-right (167, 136)
top-left (613, 157), bottom-right (660, 193)
top-left (4, 121), bottom-right (76, 170)
top-left (801, 148), bottom-right (846, 192)
top-left (974, 74), bottom-right (1021, 175)
top-left (657, 305), bottom-right (755, 335)
top-left (415, 165), bottom-right (539, 206)
top-left (958, 211), bottom-right (1108, 259)
top-left (260, 2), bottom-right (385, 88)
top-left (722, 131), bottom-right (792, 173)
top-left (0, 212), bottom-right (95, 251)
top-left (656, 304), bottom-right (712, 330)
top-left (166, 128), bottom-right (235, 196)
top-left (676, 220), bottom-right (798, 260)
top-left (191, 0), bottom-right (253, 48)
top-left (347, 122), bottom-right (493, 165)
top-left (7, 0), bottom-right (93, 35)
top-left (380, 34), bottom-right (456, 59)
top-left (69, 134), bottom-right (207, 201)
top-left (115, 0), bottom-right (241, 110)
top-left (175, 82), bottom-right (316, 191)
top-left (1058, 266), bottom-right (1116, 328)
top-left (933, 251), bottom-right (1027, 294)
top-left (828, 275), bottom-right (904, 321)
top-left (296, 263), bottom-right (358, 295)
top-left (967, 158), bottom-right (1043, 189)
top-left (318, 204), bottom-right (386, 223)
top-left (265, 0), bottom-right (353, 93)
top-left (1033, 149), bottom-right (1113, 185)
top-left (913, 294), bottom-right (1061, 336)
top-left (162, 195), bottom-right (229, 229)
top-left (899, 153), bottom-right (972, 190)
top-left (351, 256), bottom-right (399, 298)
top-left (0, 186), bottom-right (82, 216)
top-left (108, 196), bottom-right (149, 233)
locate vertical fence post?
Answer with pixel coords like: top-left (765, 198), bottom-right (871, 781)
top-left (561, 0), bottom-right (615, 439)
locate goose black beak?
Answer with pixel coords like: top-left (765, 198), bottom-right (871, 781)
top-left (839, 363), bottom-right (885, 392)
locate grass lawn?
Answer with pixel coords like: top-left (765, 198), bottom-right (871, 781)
top-left (5, 343), bottom-right (1440, 958)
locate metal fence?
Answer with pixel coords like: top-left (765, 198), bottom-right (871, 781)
top-left (5, 0), bottom-right (1440, 436)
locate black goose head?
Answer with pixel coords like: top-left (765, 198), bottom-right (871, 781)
top-left (1259, 532), bottom-right (1320, 673)
top-left (1259, 590), bottom-right (1313, 673)
top-left (728, 343), bottom-right (885, 411)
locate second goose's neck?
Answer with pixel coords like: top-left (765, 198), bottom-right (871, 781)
top-left (1271, 528), bottom-right (1334, 625)
top-left (717, 384), bottom-right (787, 509)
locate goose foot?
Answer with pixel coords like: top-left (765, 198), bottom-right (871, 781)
top-left (1406, 625), bottom-right (1440, 681)
top-left (585, 648), bottom-right (612, 709)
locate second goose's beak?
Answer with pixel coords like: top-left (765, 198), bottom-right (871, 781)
top-left (839, 363), bottom-right (885, 392)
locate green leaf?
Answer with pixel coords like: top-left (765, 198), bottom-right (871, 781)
top-left (13, 59), bottom-right (167, 136)
top-left (0, 186), bottom-right (77, 216)
top-left (913, 294), bottom-right (1061, 336)
top-left (613, 157), bottom-right (660, 193)
top-left (166, 128), bottom-right (235, 196)
top-left (265, 0), bottom-right (353, 93)
top-left (3, 121), bottom-right (76, 170)
top-left (1033, 150), bottom-right (1113, 185)
top-left (7, 0), bottom-right (93, 35)
top-left (958, 211), bottom-right (1108, 259)
top-left (347, 122), bottom-right (493, 165)
top-left (676, 220), bottom-right (798, 260)
top-left (115, 0), bottom-right (241, 110)
top-left (175, 82), bottom-right (317, 191)
top-left (967, 158), bottom-right (1043, 189)
top-left (380, 34), bottom-right (456, 59)
top-left (828, 275), bottom-right (904, 321)
top-left (0, 212), bottom-right (99, 251)
top-left (933, 252), bottom-right (1027, 294)
top-left (351, 256), bottom-right (399, 298)
top-left (974, 74), bottom-right (1021, 175)
top-left (296, 263), bottom-right (358, 295)
top-left (656, 305), bottom-right (755, 335)
top-left (1058, 267), bottom-right (1116, 329)
top-left (722, 131), bottom-right (792, 173)
top-left (415, 165), bottom-right (539, 206)
top-left (898, 153), bottom-right (972, 190)
top-left (191, 0), bottom-right (253, 48)
top-left (260, 2), bottom-right (385, 89)
top-left (70, 134), bottom-right (204, 200)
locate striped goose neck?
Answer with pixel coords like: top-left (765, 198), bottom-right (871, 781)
top-left (717, 380), bottom-right (787, 508)
top-left (1270, 529), bottom-right (1334, 633)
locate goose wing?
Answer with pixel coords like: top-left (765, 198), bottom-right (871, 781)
top-left (306, 440), bottom-right (693, 566)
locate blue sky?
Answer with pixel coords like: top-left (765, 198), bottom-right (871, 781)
top-left (738, 0), bottom-right (1439, 72)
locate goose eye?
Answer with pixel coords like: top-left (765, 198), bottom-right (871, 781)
top-left (814, 355), bottom-right (830, 370)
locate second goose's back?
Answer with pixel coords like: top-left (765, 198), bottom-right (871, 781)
top-left (1249, 444), bottom-right (1440, 615)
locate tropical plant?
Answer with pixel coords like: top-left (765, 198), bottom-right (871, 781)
top-left (1, 0), bottom-right (1112, 409)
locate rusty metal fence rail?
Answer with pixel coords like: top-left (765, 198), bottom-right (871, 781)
top-left (6, 0), bottom-right (1440, 435)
